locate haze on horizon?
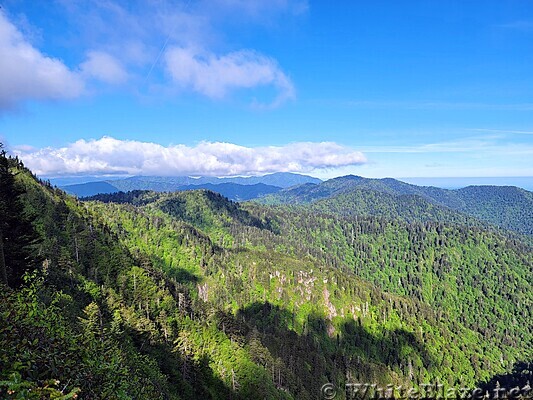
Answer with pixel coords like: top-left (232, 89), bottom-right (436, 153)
top-left (0, 1), bottom-right (532, 181)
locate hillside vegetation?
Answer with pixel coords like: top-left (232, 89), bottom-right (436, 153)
top-left (258, 175), bottom-right (533, 235)
top-left (1, 156), bottom-right (531, 399)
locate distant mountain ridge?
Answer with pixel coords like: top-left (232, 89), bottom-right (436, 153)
top-left (4, 155), bottom-right (532, 397)
top-left (61, 172), bottom-right (321, 199)
top-left (111, 172), bottom-right (322, 189)
top-left (401, 176), bottom-right (533, 191)
top-left (258, 175), bottom-right (533, 235)
top-left (59, 181), bottom-right (120, 197)
top-left (81, 183), bottom-right (282, 202)
top-left (62, 173), bottom-right (533, 235)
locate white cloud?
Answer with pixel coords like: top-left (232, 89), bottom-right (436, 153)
top-left (0, 11), bottom-right (85, 109)
top-left (58, 0), bottom-right (299, 104)
top-left (165, 47), bottom-right (294, 106)
top-left (0, 0), bottom-right (302, 109)
top-left (80, 51), bottom-right (129, 84)
top-left (15, 136), bottom-right (366, 177)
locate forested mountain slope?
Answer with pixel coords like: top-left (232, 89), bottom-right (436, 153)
top-left (454, 186), bottom-right (533, 235)
top-left (1, 159), bottom-right (532, 399)
top-left (86, 190), bottom-right (532, 386)
top-left (300, 188), bottom-right (475, 226)
top-left (244, 204), bottom-right (532, 350)
top-left (258, 175), bottom-right (533, 235)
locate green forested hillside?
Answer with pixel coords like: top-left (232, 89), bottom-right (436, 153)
top-left (1, 158), bottom-right (532, 399)
top-left (258, 175), bottom-right (533, 235)
top-left (85, 190), bottom-right (532, 386)
top-left (302, 189), bottom-right (475, 225)
top-left (243, 204), bottom-right (532, 351)
top-left (454, 186), bottom-right (533, 235)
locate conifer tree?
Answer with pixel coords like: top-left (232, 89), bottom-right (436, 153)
top-left (0, 144), bottom-right (40, 287)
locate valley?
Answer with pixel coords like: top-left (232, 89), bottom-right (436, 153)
top-left (1, 154), bottom-right (531, 399)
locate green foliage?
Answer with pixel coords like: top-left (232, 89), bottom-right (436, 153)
top-left (0, 371), bottom-right (80, 399)
top-left (0, 148), bottom-right (41, 287)
top-left (1, 165), bottom-right (531, 399)
top-left (82, 189), bottom-right (531, 389)
top-left (257, 175), bottom-right (533, 235)
top-left (242, 205), bottom-right (532, 369)
top-left (455, 186), bottom-right (533, 235)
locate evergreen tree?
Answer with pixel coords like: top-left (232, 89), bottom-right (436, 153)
top-left (0, 144), bottom-right (40, 287)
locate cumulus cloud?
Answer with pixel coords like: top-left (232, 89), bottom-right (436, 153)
top-left (0, 11), bottom-right (84, 109)
top-left (15, 136), bottom-right (366, 177)
top-left (58, 0), bottom-right (299, 105)
top-left (1, 0), bottom-right (303, 109)
top-left (80, 51), bottom-right (129, 84)
top-left (165, 47), bottom-right (294, 105)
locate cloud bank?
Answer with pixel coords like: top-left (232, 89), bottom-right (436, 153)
top-left (14, 137), bottom-right (366, 177)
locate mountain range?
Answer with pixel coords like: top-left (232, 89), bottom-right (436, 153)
top-left (257, 175), bottom-right (533, 235)
top-left (59, 172), bottom-right (322, 199)
top-left (1, 155), bottom-right (531, 399)
top-left (61, 173), bottom-right (533, 236)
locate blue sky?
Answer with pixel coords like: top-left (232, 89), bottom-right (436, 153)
top-left (0, 0), bottom-right (532, 180)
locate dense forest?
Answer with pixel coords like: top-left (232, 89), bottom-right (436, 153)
top-left (258, 175), bottom-right (533, 235)
top-left (1, 151), bottom-right (531, 399)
